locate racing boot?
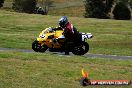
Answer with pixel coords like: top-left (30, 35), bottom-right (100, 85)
top-left (65, 45), bottom-right (70, 55)
top-left (64, 42), bottom-right (72, 55)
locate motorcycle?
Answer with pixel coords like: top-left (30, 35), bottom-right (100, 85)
top-left (32, 27), bottom-right (93, 55)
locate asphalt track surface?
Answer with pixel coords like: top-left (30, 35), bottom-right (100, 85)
top-left (0, 48), bottom-right (132, 60)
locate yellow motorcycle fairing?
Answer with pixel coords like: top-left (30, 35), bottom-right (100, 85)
top-left (37, 28), bottom-right (64, 48)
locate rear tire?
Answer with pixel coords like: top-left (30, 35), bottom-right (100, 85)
top-left (32, 40), bottom-right (48, 52)
top-left (72, 42), bottom-right (89, 55)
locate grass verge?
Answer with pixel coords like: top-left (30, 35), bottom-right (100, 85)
top-left (0, 51), bottom-right (132, 88)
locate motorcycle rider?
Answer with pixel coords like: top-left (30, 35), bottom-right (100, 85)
top-left (53, 16), bottom-right (81, 55)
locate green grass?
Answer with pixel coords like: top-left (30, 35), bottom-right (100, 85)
top-left (3, 0), bottom-right (85, 17)
top-left (0, 10), bottom-right (132, 56)
top-left (49, 6), bottom-right (85, 17)
top-left (48, 0), bottom-right (85, 17)
top-left (0, 51), bottom-right (132, 88)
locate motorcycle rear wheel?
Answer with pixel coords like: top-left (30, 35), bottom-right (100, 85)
top-left (32, 40), bottom-right (48, 52)
top-left (72, 42), bottom-right (89, 55)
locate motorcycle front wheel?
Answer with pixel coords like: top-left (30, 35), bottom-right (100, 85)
top-left (72, 42), bottom-right (89, 55)
top-left (32, 40), bottom-right (48, 52)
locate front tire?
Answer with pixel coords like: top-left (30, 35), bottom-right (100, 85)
top-left (32, 40), bottom-right (48, 52)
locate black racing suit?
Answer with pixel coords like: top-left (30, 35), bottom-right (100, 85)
top-left (53, 22), bottom-right (81, 54)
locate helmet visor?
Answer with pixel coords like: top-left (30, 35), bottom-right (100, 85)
top-left (59, 21), bottom-right (65, 28)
